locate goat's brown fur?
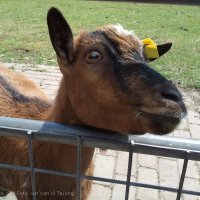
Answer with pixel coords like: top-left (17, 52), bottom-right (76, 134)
top-left (0, 65), bottom-right (50, 120)
top-left (0, 8), bottom-right (186, 200)
top-left (0, 64), bottom-right (94, 200)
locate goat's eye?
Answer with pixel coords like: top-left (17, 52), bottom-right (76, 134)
top-left (85, 51), bottom-right (102, 64)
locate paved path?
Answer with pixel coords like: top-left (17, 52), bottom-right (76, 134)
top-left (1, 63), bottom-right (200, 200)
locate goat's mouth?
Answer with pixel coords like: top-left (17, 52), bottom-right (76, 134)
top-left (139, 106), bottom-right (186, 120)
top-left (136, 106), bottom-right (187, 135)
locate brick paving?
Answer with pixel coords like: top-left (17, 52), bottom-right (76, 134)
top-left (1, 63), bottom-right (200, 200)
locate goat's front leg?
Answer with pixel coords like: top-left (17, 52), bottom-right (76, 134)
top-left (14, 172), bottom-right (32, 200)
top-left (14, 184), bottom-right (32, 200)
top-left (0, 186), bottom-right (9, 197)
top-left (81, 160), bottom-right (94, 200)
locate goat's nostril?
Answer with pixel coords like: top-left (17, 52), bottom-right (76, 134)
top-left (161, 88), bottom-right (181, 102)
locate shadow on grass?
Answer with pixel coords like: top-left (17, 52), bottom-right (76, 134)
top-left (89, 0), bottom-right (200, 6)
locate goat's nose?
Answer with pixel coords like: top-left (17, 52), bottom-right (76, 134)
top-left (160, 87), bottom-right (182, 102)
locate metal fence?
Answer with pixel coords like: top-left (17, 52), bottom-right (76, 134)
top-left (0, 116), bottom-right (200, 200)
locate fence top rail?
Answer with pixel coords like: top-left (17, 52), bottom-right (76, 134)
top-left (0, 116), bottom-right (200, 160)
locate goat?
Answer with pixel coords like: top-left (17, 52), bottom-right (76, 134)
top-left (0, 7), bottom-right (186, 200)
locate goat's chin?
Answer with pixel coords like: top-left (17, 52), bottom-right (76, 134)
top-left (137, 112), bottom-right (181, 135)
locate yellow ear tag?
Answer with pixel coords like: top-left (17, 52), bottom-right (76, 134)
top-left (143, 38), bottom-right (159, 59)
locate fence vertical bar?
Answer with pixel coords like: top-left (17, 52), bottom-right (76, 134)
top-left (125, 140), bottom-right (134, 200)
top-left (76, 136), bottom-right (82, 200)
top-left (27, 131), bottom-right (37, 200)
top-left (176, 151), bottom-right (189, 200)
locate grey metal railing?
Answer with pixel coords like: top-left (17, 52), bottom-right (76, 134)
top-left (0, 116), bottom-right (200, 200)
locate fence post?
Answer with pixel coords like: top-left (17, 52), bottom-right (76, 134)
top-left (27, 130), bottom-right (37, 200)
top-left (76, 136), bottom-right (82, 200)
top-left (125, 140), bottom-right (135, 200)
top-left (176, 151), bottom-right (190, 200)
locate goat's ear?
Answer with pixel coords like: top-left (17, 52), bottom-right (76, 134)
top-left (47, 7), bottom-right (73, 64)
top-left (148, 43), bottom-right (172, 62)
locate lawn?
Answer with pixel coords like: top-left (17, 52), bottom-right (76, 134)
top-left (0, 0), bottom-right (199, 89)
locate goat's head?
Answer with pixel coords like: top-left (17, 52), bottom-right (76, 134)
top-left (47, 8), bottom-right (187, 135)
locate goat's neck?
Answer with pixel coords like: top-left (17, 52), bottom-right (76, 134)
top-left (47, 78), bottom-right (80, 124)
top-left (45, 78), bottom-right (94, 173)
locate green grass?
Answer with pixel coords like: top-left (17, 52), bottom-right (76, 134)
top-left (0, 0), bottom-right (199, 90)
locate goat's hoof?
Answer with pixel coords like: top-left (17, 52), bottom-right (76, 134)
top-left (0, 191), bottom-right (9, 197)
